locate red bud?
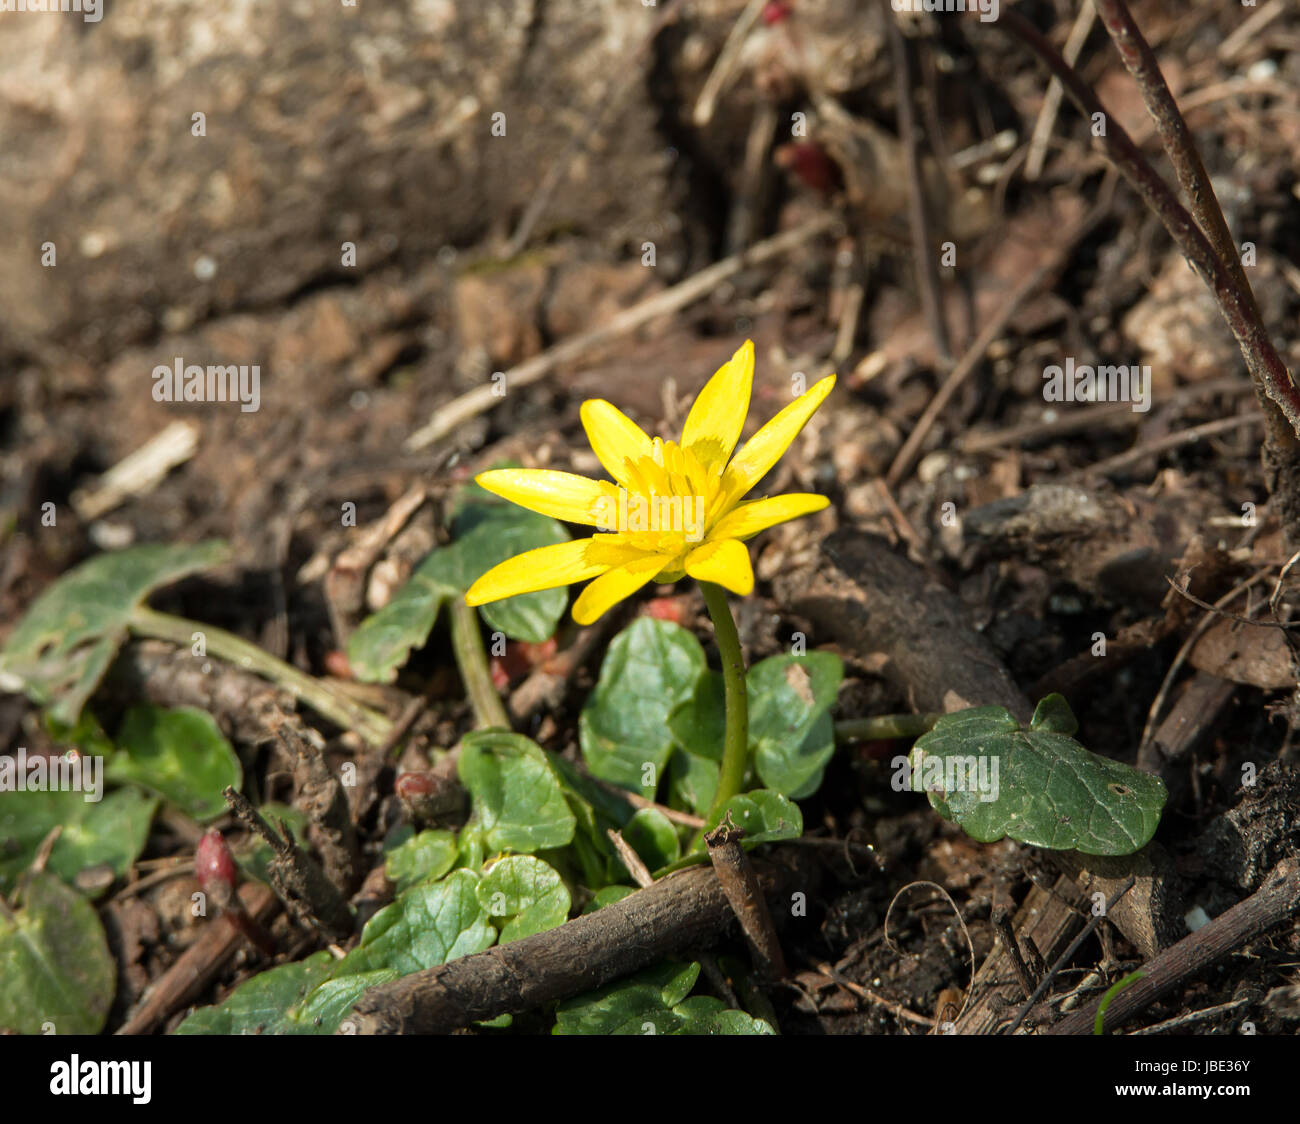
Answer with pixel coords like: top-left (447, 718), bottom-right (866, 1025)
top-left (762, 1), bottom-right (791, 24)
top-left (196, 829), bottom-right (237, 904)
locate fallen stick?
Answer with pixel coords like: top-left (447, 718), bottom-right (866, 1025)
top-left (115, 882), bottom-right (278, 1035)
top-left (1050, 856), bottom-right (1300, 1035)
top-left (347, 851), bottom-right (814, 1033)
top-left (404, 215), bottom-right (837, 451)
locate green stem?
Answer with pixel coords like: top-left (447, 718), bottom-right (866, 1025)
top-left (702, 581), bottom-right (749, 821)
top-left (449, 596), bottom-right (510, 729)
top-left (130, 605), bottom-right (392, 747)
top-left (834, 713), bottom-right (940, 742)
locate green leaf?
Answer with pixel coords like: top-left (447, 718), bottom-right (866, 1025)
top-left (176, 954), bottom-right (401, 1036)
top-left (0, 541), bottom-right (229, 726)
top-left (383, 829), bottom-right (458, 893)
top-left (554, 960), bottom-right (773, 1035)
top-left (622, 808), bottom-right (681, 869)
top-left (0, 870), bottom-right (115, 1034)
top-left (288, 969), bottom-right (400, 1034)
top-left (582, 885), bottom-right (637, 914)
top-left (476, 855), bottom-right (571, 942)
top-left (748, 653), bottom-right (842, 798)
top-left (458, 731), bottom-right (576, 854)
top-left (909, 697), bottom-right (1168, 856)
top-left (107, 705), bottom-right (242, 821)
top-left (667, 670), bottom-right (725, 761)
top-left (344, 549), bottom-right (457, 684)
top-left (0, 786), bottom-right (157, 894)
top-left (1031, 692), bottom-right (1079, 735)
top-left (346, 499), bottom-right (570, 683)
top-left (667, 748), bottom-right (719, 817)
top-left (333, 869), bottom-right (496, 977)
top-left (174, 952), bottom-right (335, 1035)
top-left (703, 790), bottom-right (803, 848)
top-left (451, 504), bottom-right (569, 644)
top-left (580, 618), bottom-right (707, 796)
top-left (670, 995), bottom-right (776, 1034)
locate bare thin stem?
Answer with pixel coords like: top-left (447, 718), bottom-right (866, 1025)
top-left (1092, 0), bottom-right (1256, 312)
top-left (994, 9), bottom-right (1300, 437)
top-left (129, 605), bottom-right (391, 746)
top-left (448, 596), bottom-right (510, 729)
top-left (834, 713), bottom-right (939, 742)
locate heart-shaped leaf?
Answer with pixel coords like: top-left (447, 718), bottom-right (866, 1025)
top-left (346, 497), bottom-right (569, 683)
top-left (0, 786), bottom-right (157, 893)
top-left (108, 705), bottom-right (242, 820)
top-left (174, 952), bottom-right (335, 1035)
top-left (748, 652), bottom-right (842, 798)
top-left (580, 618), bottom-right (706, 796)
top-left (450, 503), bottom-right (569, 643)
top-left (383, 829), bottom-right (459, 893)
top-left (908, 694), bottom-right (1167, 855)
top-left (0, 870), bottom-right (115, 1034)
top-left (344, 540), bottom-right (466, 684)
top-left (333, 868), bottom-right (496, 977)
top-left (0, 541), bottom-right (229, 726)
top-left (622, 808), bottom-right (682, 869)
top-left (459, 731), bottom-right (576, 854)
top-left (476, 855), bottom-right (571, 942)
top-left (702, 790), bottom-right (803, 848)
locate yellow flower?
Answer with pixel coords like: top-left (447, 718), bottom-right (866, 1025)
top-left (464, 340), bottom-right (835, 625)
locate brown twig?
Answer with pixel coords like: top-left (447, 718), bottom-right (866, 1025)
top-left (1050, 857), bottom-right (1300, 1035)
top-left (606, 829), bottom-right (655, 889)
top-left (347, 850), bottom-right (815, 1033)
top-left (705, 814), bottom-right (788, 980)
top-left (1006, 876), bottom-right (1135, 1034)
top-left (1071, 412), bottom-right (1265, 480)
top-left (1024, 2), bottom-right (1096, 180)
top-left (268, 715), bottom-right (359, 894)
top-left (223, 787), bottom-right (353, 942)
top-left (1093, 0), bottom-right (1253, 310)
top-left (992, 7), bottom-right (1300, 482)
top-left (990, 905), bottom-right (1039, 1000)
top-left (799, 958), bottom-right (936, 1030)
top-left (957, 376), bottom-right (1254, 455)
top-left (115, 882), bottom-right (279, 1035)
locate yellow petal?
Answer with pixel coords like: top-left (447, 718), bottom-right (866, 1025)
top-left (475, 469), bottom-right (616, 526)
top-left (680, 340), bottom-right (754, 470)
top-left (721, 374), bottom-right (835, 502)
top-left (684, 539), bottom-right (754, 596)
top-left (572, 552), bottom-right (676, 624)
top-left (710, 493), bottom-right (829, 541)
top-left (580, 400), bottom-right (654, 486)
top-left (464, 539), bottom-right (611, 606)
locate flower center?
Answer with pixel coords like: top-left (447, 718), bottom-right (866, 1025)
top-left (593, 438), bottom-right (726, 552)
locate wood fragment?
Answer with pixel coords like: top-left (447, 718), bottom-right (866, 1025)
top-left (348, 851), bottom-right (814, 1033)
top-left (1051, 857), bottom-right (1300, 1034)
top-left (223, 787), bottom-right (353, 942)
top-left (706, 816), bottom-right (788, 980)
top-left (115, 883), bottom-right (278, 1035)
